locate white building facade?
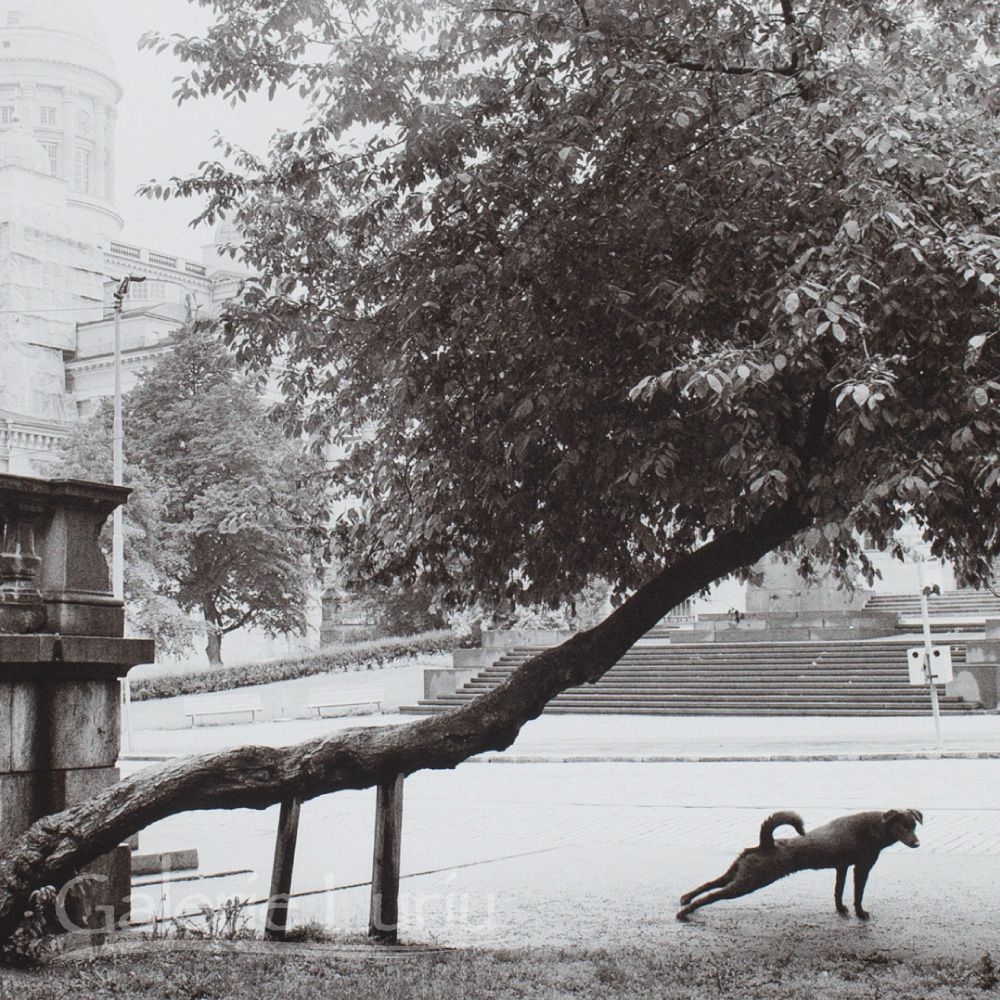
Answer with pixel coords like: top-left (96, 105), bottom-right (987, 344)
top-left (0, 0), bottom-right (322, 664)
top-left (0, 0), bottom-right (245, 475)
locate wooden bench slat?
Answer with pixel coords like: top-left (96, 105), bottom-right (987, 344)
top-left (306, 686), bottom-right (384, 716)
top-left (183, 693), bottom-right (265, 726)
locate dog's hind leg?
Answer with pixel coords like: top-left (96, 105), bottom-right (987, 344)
top-left (678, 860), bottom-right (739, 906)
top-left (676, 876), bottom-right (758, 921)
top-left (834, 865), bottom-right (849, 916)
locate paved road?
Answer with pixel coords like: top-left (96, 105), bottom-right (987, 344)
top-left (124, 755), bottom-right (1000, 958)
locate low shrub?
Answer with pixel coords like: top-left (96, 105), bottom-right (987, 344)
top-left (131, 630), bottom-right (455, 702)
top-left (0, 887), bottom-right (59, 968)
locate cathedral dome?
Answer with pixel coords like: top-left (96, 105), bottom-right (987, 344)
top-left (0, 118), bottom-right (49, 173)
top-left (0, 0), bottom-right (116, 82)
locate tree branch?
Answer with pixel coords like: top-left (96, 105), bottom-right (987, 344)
top-left (0, 499), bottom-right (810, 942)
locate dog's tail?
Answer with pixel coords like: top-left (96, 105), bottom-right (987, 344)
top-left (759, 811), bottom-right (806, 848)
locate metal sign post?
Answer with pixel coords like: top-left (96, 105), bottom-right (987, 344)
top-left (916, 560), bottom-right (944, 750)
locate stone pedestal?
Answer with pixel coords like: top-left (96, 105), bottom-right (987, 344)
top-left (952, 618), bottom-right (1000, 709)
top-left (0, 474), bottom-right (154, 936)
top-left (746, 556), bottom-right (872, 614)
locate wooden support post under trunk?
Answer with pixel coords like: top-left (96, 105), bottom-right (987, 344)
top-left (264, 796), bottom-right (301, 940)
top-left (368, 775), bottom-right (404, 943)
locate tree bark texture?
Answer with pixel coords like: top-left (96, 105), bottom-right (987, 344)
top-left (0, 500), bottom-right (809, 942)
top-left (205, 629), bottom-right (223, 666)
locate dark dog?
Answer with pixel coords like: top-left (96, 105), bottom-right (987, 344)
top-left (676, 809), bottom-right (922, 921)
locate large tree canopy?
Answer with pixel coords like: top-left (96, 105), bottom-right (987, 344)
top-left (148, 0), bottom-right (1000, 607)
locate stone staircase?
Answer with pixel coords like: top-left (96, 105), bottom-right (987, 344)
top-left (402, 639), bottom-right (980, 716)
top-left (865, 588), bottom-right (1000, 622)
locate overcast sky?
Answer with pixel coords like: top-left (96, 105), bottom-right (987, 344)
top-left (100, 0), bottom-right (304, 259)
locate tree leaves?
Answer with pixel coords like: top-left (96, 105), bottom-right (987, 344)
top-left (123, 321), bottom-right (329, 661)
top-left (142, 0), bottom-right (1000, 601)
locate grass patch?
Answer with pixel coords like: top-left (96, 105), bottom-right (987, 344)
top-left (2, 943), bottom-right (997, 999)
top-left (131, 631), bottom-right (455, 701)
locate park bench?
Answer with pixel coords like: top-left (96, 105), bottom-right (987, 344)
top-left (306, 685), bottom-right (385, 718)
top-left (183, 692), bottom-right (264, 726)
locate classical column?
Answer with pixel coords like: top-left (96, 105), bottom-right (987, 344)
top-left (103, 106), bottom-right (117, 204)
top-left (93, 103), bottom-right (107, 199)
top-left (60, 87), bottom-right (77, 185)
top-left (18, 84), bottom-right (37, 133)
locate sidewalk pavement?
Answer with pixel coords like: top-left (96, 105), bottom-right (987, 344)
top-left (117, 697), bottom-right (1000, 954)
top-left (122, 753), bottom-right (1000, 955)
top-left (122, 710), bottom-right (1000, 765)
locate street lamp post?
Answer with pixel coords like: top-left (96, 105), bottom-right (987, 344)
top-left (111, 274), bottom-right (145, 601)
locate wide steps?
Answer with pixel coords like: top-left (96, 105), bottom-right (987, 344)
top-left (405, 638), bottom-right (980, 716)
top-left (866, 589), bottom-right (1000, 617)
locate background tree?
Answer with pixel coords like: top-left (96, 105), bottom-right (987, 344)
top-left (124, 320), bottom-right (329, 665)
top-left (2, 0), bottom-right (999, 944)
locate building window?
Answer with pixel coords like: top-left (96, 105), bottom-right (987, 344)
top-left (6, 12), bottom-right (20, 26)
top-left (0, 106), bottom-right (13, 125)
top-left (74, 147), bottom-right (91, 193)
top-left (39, 106), bottom-right (57, 126)
top-left (40, 141), bottom-right (58, 176)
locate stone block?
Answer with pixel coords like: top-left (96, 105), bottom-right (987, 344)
top-left (948, 666), bottom-right (1000, 709)
top-left (9, 680), bottom-right (42, 772)
top-left (59, 635), bottom-right (155, 667)
top-left (424, 667), bottom-right (480, 700)
top-left (0, 772), bottom-right (35, 841)
top-left (746, 557), bottom-right (871, 613)
top-left (965, 639), bottom-right (1000, 666)
top-left (677, 630), bottom-right (713, 643)
top-left (35, 479), bottom-right (126, 601)
top-left (986, 619), bottom-right (1000, 640)
top-left (806, 627), bottom-right (896, 642)
top-left (12, 680), bottom-right (119, 771)
top-left (481, 628), bottom-right (573, 649)
top-left (63, 766), bottom-right (119, 809)
top-left (131, 849), bottom-right (199, 877)
top-left (0, 767), bottom-right (119, 842)
top-left (452, 648), bottom-right (499, 669)
top-left (0, 634), bottom-right (59, 666)
top-left (0, 681), bottom-right (11, 770)
top-left (43, 598), bottom-right (123, 638)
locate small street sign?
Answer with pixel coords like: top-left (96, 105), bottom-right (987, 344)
top-left (907, 645), bottom-right (954, 686)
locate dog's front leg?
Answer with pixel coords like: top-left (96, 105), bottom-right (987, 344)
top-left (834, 866), bottom-right (849, 916)
top-left (852, 863), bottom-right (873, 920)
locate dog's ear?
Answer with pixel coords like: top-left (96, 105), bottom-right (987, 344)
top-left (883, 808), bottom-right (923, 827)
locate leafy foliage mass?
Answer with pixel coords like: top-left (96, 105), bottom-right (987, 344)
top-left (60, 323), bottom-right (328, 664)
top-left (146, 1), bottom-right (1000, 608)
top-left (125, 321), bottom-right (329, 663)
top-left (130, 630), bottom-right (454, 701)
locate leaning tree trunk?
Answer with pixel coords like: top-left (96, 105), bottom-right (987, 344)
top-left (0, 501), bottom-right (809, 942)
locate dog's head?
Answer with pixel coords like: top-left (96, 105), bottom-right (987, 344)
top-left (883, 808), bottom-right (923, 848)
